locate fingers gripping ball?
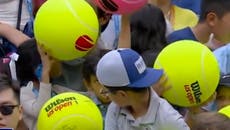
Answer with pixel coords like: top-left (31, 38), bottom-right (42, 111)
top-left (154, 40), bottom-right (220, 107)
top-left (37, 92), bottom-right (103, 130)
top-left (94, 0), bottom-right (148, 14)
top-left (219, 105), bottom-right (230, 118)
top-left (34, 0), bottom-right (99, 61)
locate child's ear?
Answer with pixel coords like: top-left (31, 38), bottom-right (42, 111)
top-left (18, 105), bottom-right (23, 121)
top-left (117, 90), bottom-right (128, 98)
top-left (83, 79), bottom-right (93, 91)
top-left (206, 12), bottom-right (218, 27)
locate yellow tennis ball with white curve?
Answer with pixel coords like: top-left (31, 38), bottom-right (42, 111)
top-left (37, 92), bottom-right (103, 130)
top-left (34, 0), bottom-right (99, 61)
top-left (154, 40), bottom-right (220, 107)
top-left (219, 105), bottom-right (230, 118)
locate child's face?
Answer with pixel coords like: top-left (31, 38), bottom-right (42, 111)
top-left (213, 12), bottom-right (230, 43)
top-left (216, 86), bottom-right (230, 110)
top-left (87, 75), bottom-right (111, 104)
top-left (0, 89), bottom-right (22, 129)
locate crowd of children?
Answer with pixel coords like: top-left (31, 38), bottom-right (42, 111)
top-left (0, 0), bottom-right (230, 130)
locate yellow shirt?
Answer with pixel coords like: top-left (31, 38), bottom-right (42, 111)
top-left (170, 5), bottom-right (198, 30)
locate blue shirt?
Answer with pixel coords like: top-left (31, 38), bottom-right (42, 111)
top-left (167, 27), bottom-right (197, 44)
top-left (213, 44), bottom-right (230, 75)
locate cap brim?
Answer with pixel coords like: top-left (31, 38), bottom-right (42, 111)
top-left (128, 68), bottom-right (163, 88)
top-left (219, 75), bottom-right (230, 86)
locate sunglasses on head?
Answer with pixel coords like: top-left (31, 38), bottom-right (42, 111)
top-left (0, 105), bottom-right (19, 116)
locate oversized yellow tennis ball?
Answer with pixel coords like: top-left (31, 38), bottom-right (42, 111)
top-left (34, 0), bottom-right (99, 61)
top-left (219, 105), bottom-right (230, 118)
top-left (37, 92), bottom-right (103, 130)
top-left (154, 40), bottom-right (220, 107)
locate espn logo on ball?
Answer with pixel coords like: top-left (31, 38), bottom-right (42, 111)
top-left (75, 35), bottom-right (94, 51)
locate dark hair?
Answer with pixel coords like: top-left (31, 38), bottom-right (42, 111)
top-left (86, 0), bottom-right (111, 32)
top-left (97, 7), bottom-right (109, 19)
top-left (33, 0), bottom-right (47, 17)
top-left (199, 0), bottom-right (230, 22)
top-left (214, 119), bottom-right (230, 130)
top-left (191, 112), bottom-right (229, 130)
top-left (86, 0), bottom-right (109, 19)
top-left (16, 38), bottom-right (41, 85)
top-left (130, 4), bottom-right (167, 55)
top-left (141, 50), bottom-right (159, 67)
top-left (82, 49), bottom-right (110, 83)
top-left (0, 73), bottom-right (20, 103)
top-left (97, 7), bottom-right (112, 32)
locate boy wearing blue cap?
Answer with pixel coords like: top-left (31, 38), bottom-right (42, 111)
top-left (96, 48), bottom-right (190, 130)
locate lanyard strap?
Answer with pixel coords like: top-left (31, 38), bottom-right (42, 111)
top-left (113, 15), bottom-right (121, 49)
top-left (17, 0), bottom-right (24, 30)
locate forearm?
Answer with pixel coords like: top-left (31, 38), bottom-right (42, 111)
top-left (41, 69), bottom-right (50, 84)
top-left (33, 82), bottom-right (52, 113)
top-left (0, 22), bottom-right (30, 47)
top-left (117, 15), bottom-right (130, 48)
top-left (21, 82), bottom-right (52, 117)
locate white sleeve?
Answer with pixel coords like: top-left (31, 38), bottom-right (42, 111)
top-left (160, 100), bottom-right (190, 130)
top-left (104, 102), bottom-right (119, 130)
top-left (20, 82), bottom-right (52, 117)
top-left (164, 112), bottom-right (190, 130)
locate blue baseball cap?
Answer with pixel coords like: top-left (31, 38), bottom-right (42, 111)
top-left (96, 48), bottom-right (163, 88)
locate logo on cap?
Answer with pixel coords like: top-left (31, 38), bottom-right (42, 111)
top-left (135, 57), bottom-right (146, 74)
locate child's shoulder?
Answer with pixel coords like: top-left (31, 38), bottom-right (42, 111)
top-left (150, 90), bottom-right (179, 116)
top-left (108, 102), bottom-right (120, 111)
top-left (107, 102), bottom-right (122, 116)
